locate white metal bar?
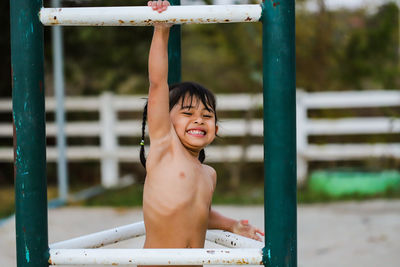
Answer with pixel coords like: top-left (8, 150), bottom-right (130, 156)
top-left (50, 221), bottom-right (262, 249)
top-left (206, 230), bottom-right (262, 248)
top-left (48, 248), bottom-right (263, 265)
top-left (40, 5), bottom-right (262, 26)
top-left (50, 221), bottom-right (145, 249)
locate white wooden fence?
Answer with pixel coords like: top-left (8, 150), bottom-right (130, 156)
top-left (0, 90), bottom-right (399, 187)
top-left (296, 90), bottom-right (400, 183)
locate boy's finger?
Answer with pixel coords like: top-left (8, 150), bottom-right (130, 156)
top-left (256, 228), bottom-right (265, 236)
top-left (147, 1), bottom-right (152, 6)
top-left (157, 0), bottom-right (163, 9)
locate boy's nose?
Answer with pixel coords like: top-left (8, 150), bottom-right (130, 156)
top-left (194, 117), bottom-right (204, 124)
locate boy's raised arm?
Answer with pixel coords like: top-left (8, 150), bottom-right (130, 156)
top-left (147, 1), bottom-right (171, 142)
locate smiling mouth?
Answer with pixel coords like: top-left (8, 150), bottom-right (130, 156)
top-left (187, 129), bottom-right (206, 136)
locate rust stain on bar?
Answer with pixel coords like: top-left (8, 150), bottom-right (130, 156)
top-left (49, 16), bottom-right (59, 25)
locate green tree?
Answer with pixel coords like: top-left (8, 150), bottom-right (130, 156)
top-left (45, 0), bottom-right (152, 96)
top-left (340, 2), bottom-right (400, 89)
top-left (0, 0), bottom-right (11, 98)
top-left (296, 0), bottom-right (340, 91)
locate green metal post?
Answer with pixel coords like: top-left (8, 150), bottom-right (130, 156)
top-left (168, 0), bottom-right (181, 84)
top-left (261, 0), bottom-right (297, 267)
top-left (10, 0), bottom-right (49, 266)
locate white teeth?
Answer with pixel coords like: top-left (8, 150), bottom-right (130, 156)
top-left (188, 130), bottom-right (205, 135)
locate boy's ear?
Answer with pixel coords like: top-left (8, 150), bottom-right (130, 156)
top-left (215, 124), bottom-right (219, 135)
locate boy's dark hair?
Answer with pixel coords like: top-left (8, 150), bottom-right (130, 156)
top-left (140, 81), bottom-right (217, 168)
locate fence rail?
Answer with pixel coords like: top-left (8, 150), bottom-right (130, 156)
top-left (0, 90), bottom-right (399, 186)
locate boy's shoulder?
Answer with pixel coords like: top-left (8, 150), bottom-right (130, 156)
top-left (202, 164), bottom-right (217, 189)
top-left (202, 164), bottom-right (216, 177)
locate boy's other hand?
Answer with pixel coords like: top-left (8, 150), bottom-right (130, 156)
top-left (148, 0), bottom-right (170, 13)
top-left (232, 220), bottom-right (264, 242)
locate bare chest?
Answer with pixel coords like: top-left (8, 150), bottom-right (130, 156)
top-left (144, 157), bottom-right (214, 212)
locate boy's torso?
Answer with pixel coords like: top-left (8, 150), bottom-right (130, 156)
top-left (143, 136), bottom-right (216, 248)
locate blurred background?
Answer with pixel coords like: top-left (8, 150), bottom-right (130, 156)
top-left (0, 0), bottom-right (400, 220)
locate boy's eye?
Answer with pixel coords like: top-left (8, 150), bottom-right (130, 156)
top-left (203, 114), bottom-right (213, 118)
top-left (183, 112), bottom-right (192, 115)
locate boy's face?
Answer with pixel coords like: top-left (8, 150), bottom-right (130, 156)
top-left (170, 96), bottom-right (218, 153)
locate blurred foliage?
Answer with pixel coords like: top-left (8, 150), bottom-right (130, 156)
top-left (0, 1), bottom-right (11, 98)
top-left (43, 0), bottom-right (154, 95)
top-left (38, 0), bottom-right (400, 96)
top-left (1, 0), bottom-right (399, 95)
top-left (1, 0), bottom-right (400, 188)
top-left (296, 1), bottom-right (400, 91)
top-left (339, 2), bottom-right (400, 89)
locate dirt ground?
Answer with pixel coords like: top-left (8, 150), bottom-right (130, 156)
top-left (1, 200), bottom-right (400, 267)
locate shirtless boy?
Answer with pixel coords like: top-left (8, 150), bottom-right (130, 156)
top-left (141, 0), bottom-right (264, 259)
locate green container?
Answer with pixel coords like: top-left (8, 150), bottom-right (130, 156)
top-left (309, 170), bottom-right (400, 197)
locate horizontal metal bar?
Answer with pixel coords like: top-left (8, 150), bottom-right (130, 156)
top-left (40, 5), bottom-right (262, 26)
top-left (50, 221), bottom-right (263, 249)
top-left (206, 230), bottom-right (262, 248)
top-left (48, 248), bottom-right (263, 265)
top-left (50, 221), bottom-right (145, 249)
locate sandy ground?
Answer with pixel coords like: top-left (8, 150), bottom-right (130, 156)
top-left (1, 200), bottom-right (400, 267)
